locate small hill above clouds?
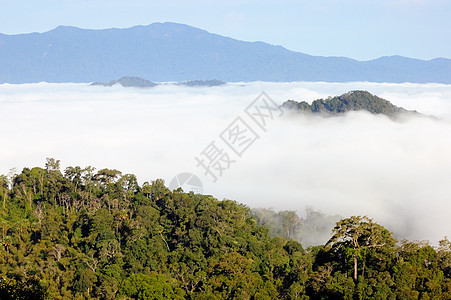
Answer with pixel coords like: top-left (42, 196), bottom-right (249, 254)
top-left (0, 22), bottom-right (450, 84)
top-left (175, 79), bottom-right (226, 87)
top-left (90, 76), bottom-right (226, 88)
top-left (91, 76), bottom-right (158, 87)
top-left (282, 91), bottom-right (419, 118)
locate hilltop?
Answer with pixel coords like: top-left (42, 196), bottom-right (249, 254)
top-left (282, 90), bottom-right (419, 118)
top-left (90, 76), bottom-right (225, 88)
top-left (91, 76), bottom-right (158, 87)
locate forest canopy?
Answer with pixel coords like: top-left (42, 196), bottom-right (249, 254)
top-left (282, 90), bottom-right (419, 118)
top-left (0, 159), bottom-right (449, 299)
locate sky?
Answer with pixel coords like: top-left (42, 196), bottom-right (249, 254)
top-left (0, 0), bottom-right (450, 61)
top-left (1, 81), bottom-right (450, 244)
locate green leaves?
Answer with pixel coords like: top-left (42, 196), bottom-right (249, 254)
top-left (119, 273), bottom-right (184, 300)
top-left (0, 161), bottom-right (450, 299)
top-left (326, 216), bottom-right (397, 281)
top-left (0, 277), bottom-right (48, 300)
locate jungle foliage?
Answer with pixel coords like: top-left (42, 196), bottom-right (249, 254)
top-left (0, 159), bottom-right (449, 299)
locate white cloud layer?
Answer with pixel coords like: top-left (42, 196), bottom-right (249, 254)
top-left (1, 81), bottom-right (450, 244)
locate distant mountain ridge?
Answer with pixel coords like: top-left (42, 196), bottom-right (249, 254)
top-left (0, 22), bottom-right (450, 84)
top-left (282, 91), bottom-right (419, 118)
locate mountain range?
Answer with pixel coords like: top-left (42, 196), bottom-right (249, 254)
top-left (0, 22), bottom-right (450, 84)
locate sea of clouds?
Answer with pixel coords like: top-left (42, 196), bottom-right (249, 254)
top-left (0, 81), bottom-right (450, 244)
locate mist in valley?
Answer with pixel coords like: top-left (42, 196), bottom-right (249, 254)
top-left (1, 81), bottom-right (450, 245)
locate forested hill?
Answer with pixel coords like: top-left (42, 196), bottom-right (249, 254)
top-left (0, 159), bottom-right (450, 299)
top-left (282, 90), bottom-right (418, 118)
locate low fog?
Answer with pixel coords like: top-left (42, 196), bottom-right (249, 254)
top-left (1, 81), bottom-right (450, 245)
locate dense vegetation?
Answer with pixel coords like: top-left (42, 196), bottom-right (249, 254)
top-left (0, 159), bottom-right (450, 299)
top-left (282, 91), bottom-right (418, 117)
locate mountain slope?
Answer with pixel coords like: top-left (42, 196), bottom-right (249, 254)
top-left (1, 161), bottom-right (449, 299)
top-left (0, 22), bottom-right (450, 83)
top-left (282, 90), bottom-right (418, 117)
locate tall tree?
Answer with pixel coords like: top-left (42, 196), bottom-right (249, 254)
top-left (326, 216), bottom-right (396, 280)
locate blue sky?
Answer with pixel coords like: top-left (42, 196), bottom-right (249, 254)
top-left (0, 0), bottom-right (449, 61)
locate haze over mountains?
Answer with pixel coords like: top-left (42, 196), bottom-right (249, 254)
top-left (1, 22), bottom-right (450, 84)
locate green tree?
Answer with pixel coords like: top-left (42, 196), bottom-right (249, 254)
top-left (0, 277), bottom-right (48, 300)
top-left (326, 216), bottom-right (396, 281)
top-left (119, 273), bottom-right (184, 299)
